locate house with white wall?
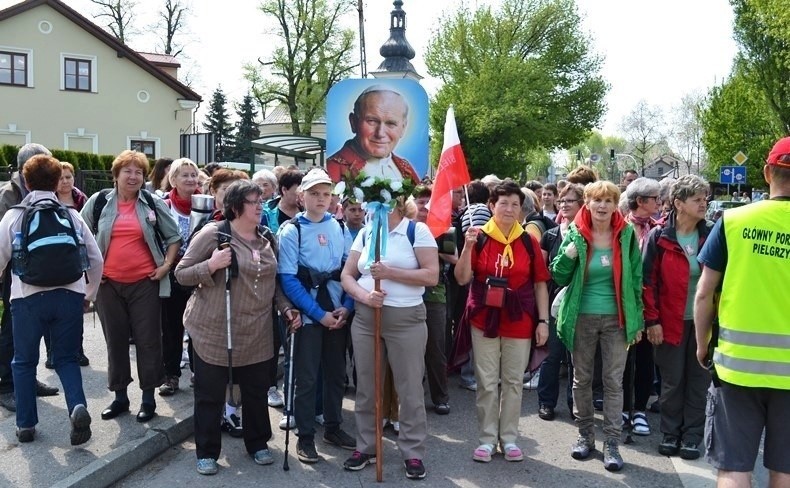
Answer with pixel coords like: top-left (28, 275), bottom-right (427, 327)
top-left (0, 0), bottom-right (201, 160)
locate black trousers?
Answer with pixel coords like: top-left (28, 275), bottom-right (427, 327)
top-left (0, 267), bottom-right (14, 394)
top-left (293, 325), bottom-right (347, 438)
top-left (623, 336), bottom-right (654, 412)
top-left (193, 351), bottom-right (273, 459)
top-left (161, 283), bottom-right (191, 378)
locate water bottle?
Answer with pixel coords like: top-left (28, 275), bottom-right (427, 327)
top-left (11, 231), bottom-right (24, 276)
top-left (75, 227), bottom-right (90, 271)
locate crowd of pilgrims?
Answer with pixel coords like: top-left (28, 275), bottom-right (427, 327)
top-left (1, 146), bottom-right (714, 480)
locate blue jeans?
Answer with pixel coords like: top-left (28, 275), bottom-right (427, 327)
top-left (11, 289), bottom-right (87, 428)
top-left (537, 318), bottom-right (573, 410)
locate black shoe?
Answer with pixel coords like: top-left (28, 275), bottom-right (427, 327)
top-left (679, 441), bottom-right (700, 460)
top-left (221, 413), bottom-right (243, 438)
top-left (404, 459), bottom-right (426, 480)
top-left (78, 352), bottom-right (90, 367)
top-left (36, 381), bottom-right (59, 397)
top-left (16, 427), bottom-right (35, 443)
top-left (297, 439), bottom-right (319, 463)
top-left (45, 358), bottom-right (54, 369)
top-left (538, 404), bottom-right (555, 421)
top-left (649, 399), bottom-right (661, 413)
top-left (344, 450), bottom-right (375, 471)
top-left (658, 435), bottom-right (680, 456)
top-left (136, 403), bottom-right (156, 423)
top-left (434, 403), bottom-right (450, 415)
top-left (101, 400), bottom-right (130, 420)
top-left (593, 398), bottom-right (603, 411)
top-left (70, 404), bottom-right (92, 446)
top-left (323, 429), bottom-right (356, 450)
top-left (0, 392), bottom-right (16, 412)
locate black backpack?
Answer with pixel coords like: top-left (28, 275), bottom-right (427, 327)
top-left (11, 198), bottom-right (86, 286)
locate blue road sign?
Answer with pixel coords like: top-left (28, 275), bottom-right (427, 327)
top-left (720, 166), bottom-right (746, 184)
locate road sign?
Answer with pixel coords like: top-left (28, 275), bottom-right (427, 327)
top-left (733, 151), bottom-right (748, 165)
top-left (720, 165), bottom-right (746, 184)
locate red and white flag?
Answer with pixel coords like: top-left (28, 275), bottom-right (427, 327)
top-left (426, 106), bottom-right (471, 238)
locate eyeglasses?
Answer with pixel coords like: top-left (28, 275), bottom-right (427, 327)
top-left (641, 195), bottom-right (660, 201)
top-left (244, 199), bottom-right (263, 205)
top-left (557, 199), bottom-right (580, 205)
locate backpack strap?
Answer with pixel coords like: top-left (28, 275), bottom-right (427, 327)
top-left (91, 189), bottom-right (112, 235)
top-left (362, 219), bottom-right (416, 247)
top-left (475, 231), bottom-right (536, 272)
top-left (218, 219), bottom-right (238, 278)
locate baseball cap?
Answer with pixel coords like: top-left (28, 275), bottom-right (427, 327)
top-left (767, 136), bottom-right (790, 168)
top-left (299, 168), bottom-right (333, 191)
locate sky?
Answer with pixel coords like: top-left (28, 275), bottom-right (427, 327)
top-left (1, 0), bottom-right (739, 138)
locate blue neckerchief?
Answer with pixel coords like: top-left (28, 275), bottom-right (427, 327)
top-left (365, 201), bottom-right (394, 267)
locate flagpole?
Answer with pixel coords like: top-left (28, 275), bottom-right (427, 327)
top-left (373, 217), bottom-right (384, 482)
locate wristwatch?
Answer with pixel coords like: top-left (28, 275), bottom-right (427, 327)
top-left (537, 319), bottom-right (548, 324)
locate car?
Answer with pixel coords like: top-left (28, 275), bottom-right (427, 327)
top-left (706, 200), bottom-right (746, 221)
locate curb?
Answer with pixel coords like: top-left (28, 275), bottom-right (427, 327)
top-left (51, 414), bottom-right (194, 488)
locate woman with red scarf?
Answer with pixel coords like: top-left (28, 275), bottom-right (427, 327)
top-left (455, 180), bottom-right (550, 464)
top-left (159, 158), bottom-right (201, 396)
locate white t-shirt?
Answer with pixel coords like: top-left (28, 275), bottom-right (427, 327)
top-left (352, 217), bottom-right (437, 308)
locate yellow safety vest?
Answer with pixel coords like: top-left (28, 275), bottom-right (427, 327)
top-left (717, 200), bottom-right (790, 389)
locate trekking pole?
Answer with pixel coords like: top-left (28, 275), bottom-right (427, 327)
top-left (219, 240), bottom-right (234, 406)
top-left (283, 326), bottom-right (297, 471)
top-left (624, 345), bottom-right (636, 445)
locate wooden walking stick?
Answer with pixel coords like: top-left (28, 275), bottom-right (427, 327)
top-left (373, 217), bottom-right (384, 482)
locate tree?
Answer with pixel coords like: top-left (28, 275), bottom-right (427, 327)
top-left (90, 0), bottom-right (137, 44)
top-left (243, 0), bottom-right (356, 136)
top-left (157, 0), bottom-right (189, 56)
top-left (699, 62), bottom-right (782, 183)
top-left (566, 131), bottom-right (628, 180)
top-left (231, 94), bottom-right (261, 164)
top-left (669, 92), bottom-right (707, 175)
top-left (424, 0), bottom-right (607, 178)
top-left (731, 0), bottom-right (790, 133)
top-left (619, 100), bottom-right (665, 175)
top-left (203, 86), bottom-right (235, 162)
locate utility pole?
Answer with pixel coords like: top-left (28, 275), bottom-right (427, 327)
top-left (357, 0), bottom-right (367, 78)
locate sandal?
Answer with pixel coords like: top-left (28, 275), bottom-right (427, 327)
top-left (633, 412), bottom-right (650, 436)
top-left (501, 443), bottom-right (524, 462)
top-left (473, 444), bottom-right (494, 463)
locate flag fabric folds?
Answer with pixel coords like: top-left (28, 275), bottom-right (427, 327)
top-left (426, 106), bottom-right (471, 238)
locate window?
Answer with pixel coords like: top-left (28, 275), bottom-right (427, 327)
top-left (0, 51), bottom-right (27, 86)
top-left (64, 57), bottom-right (91, 91)
top-left (131, 140), bottom-right (156, 159)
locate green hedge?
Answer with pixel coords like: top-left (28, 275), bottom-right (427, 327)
top-left (0, 144), bottom-right (131, 171)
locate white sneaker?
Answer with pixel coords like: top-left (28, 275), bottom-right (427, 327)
top-left (523, 371), bottom-right (540, 390)
top-left (267, 386), bottom-right (284, 407)
top-left (315, 414), bottom-right (324, 426)
top-left (279, 414), bottom-right (295, 430)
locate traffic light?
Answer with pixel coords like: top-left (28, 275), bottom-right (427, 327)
top-left (610, 149), bottom-right (615, 160)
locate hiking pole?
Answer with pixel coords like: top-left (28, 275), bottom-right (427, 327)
top-left (283, 326), bottom-right (297, 471)
top-left (624, 345), bottom-right (636, 445)
top-left (219, 240), bottom-right (234, 406)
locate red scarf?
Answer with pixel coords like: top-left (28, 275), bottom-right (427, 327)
top-left (167, 188), bottom-right (198, 215)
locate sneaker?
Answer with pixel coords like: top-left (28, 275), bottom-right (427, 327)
top-left (658, 435), bottom-right (680, 456)
top-left (296, 438), bottom-right (319, 464)
top-left (158, 376), bottom-right (179, 396)
top-left (0, 392), bottom-right (17, 412)
top-left (221, 413), bottom-right (243, 438)
top-left (180, 349), bottom-right (189, 369)
top-left (538, 404), bottom-right (555, 421)
top-left (473, 444), bottom-right (494, 463)
top-left (459, 382), bottom-right (477, 392)
top-left (343, 450), bottom-right (375, 471)
top-left (632, 412), bottom-right (650, 436)
top-left (571, 432), bottom-right (595, 460)
top-left (315, 414), bottom-right (325, 426)
top-left (523, 371), bottom-right (540, 390)
top-left (252, 448), bottom-right (274, 465)
top-left (196, 458), bottom-right (218, 475)
top-left (16, 427), bottom-right (35, 443)
top-left (593, 398), bottom-right (603, 411)
top-left (70, 404), bottom-right (92, 446)
top-left (679, 441), bottom-right (700, 460)
top-left (267, 386), bottom-right (284, 407)
top-left (279, 414), bottom-right (295, 430)
top-left (404, 459), bottom-right (426, 480)
top-left (603, 439), bottom-right (624, 472)
top-left (434, 403), bottom-right (450, 415)
top-left (324, 429), bottom-right (356, 450)
top-left (501, 443), bottom-right (524, 462)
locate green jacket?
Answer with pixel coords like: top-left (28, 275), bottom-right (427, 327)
top-left (550, 207), bottom-right (644, 350)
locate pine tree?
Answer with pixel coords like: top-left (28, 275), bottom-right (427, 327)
top-left (231, 94), bottom-right (261, 164)
top-left (202, 86), bottom-right (235, 161)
